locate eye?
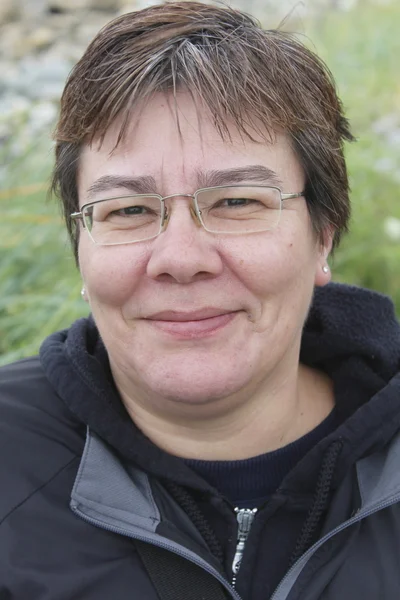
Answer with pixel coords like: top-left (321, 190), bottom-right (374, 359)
top-left (211, 196), bottom-right (264, 211)
top-left (111, 205), bottom-right (150, 217)
top-left (219, 197), bottom-right (259, 207)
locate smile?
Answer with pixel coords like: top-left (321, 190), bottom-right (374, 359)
top-left (143, 310), bottom-right (239, 339)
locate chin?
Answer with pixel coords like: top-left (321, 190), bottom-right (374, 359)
top-left (144, 367), bottom-right (251, 406)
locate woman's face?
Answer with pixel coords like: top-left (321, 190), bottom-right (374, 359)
top-left (78, 93), bottom-right (331, 408)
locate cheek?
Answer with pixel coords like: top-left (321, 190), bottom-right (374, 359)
top-left (223, 230), bottom-right (313, 296)
top-left (79, 240), bottom-right (149, 307)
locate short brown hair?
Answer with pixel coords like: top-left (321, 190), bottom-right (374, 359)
top-left (51, 1), bottom-right (354, 262)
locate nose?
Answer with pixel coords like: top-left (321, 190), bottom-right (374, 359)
top-left (146, 197), bottom-right (223, 284)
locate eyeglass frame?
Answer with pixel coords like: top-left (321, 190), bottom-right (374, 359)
top-left (70, 184), bottom-right (305, 246)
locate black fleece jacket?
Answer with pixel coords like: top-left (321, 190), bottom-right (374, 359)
top-left (1, 283), bottom-right (400, 600)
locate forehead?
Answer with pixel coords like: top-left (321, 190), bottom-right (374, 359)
top-left (78, 92), bottom-right (304, 196)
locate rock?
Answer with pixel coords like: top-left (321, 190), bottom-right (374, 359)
top-left (26, 27), bottom-right (57, 52)
top-left (48, 0), bottom-right (93, 12)
top-left (18, 0), bottom-right (48, 20)
top-left (0, 94), bottom-right (31, 120)
top-left (45, 13), bottom-right (81, 31)
top-left (47, 39), bottom-right (84, 64)
top-left (0, 0), bottom-right (20, 25)
top-left (27, 101), bottom-right (58, 134)
top-left (90, 0), bottom-right (121, 9)
top-left (74, 12), bottom-right (115, 45)
top-left (0, 59), bottom-right (19, 94)
top-left (117, 1), bottom-right (139, 15)
top-left (0, 23), bottom-right (26, 60)
top-left (12, 55), bottom-right (72, 101)
top-left (0, 23), bottom-right (58, 59)
top-left (0, 93), bottom-right (31, 153)
top-left (48, 0), bottom-right (120, 12)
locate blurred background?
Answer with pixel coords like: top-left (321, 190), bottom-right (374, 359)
top-left (0, 0), bottom-right (399, 365)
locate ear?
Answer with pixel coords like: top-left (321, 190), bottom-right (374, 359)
top-left (314, 227), bottom-right (334, 288)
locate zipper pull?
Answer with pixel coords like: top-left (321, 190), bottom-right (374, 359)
top-left (231, 507), bottom-right (257, 587)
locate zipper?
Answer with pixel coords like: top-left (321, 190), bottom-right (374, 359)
top-left (71, 501), bottom-right (243, 600)
top-left (231, 507), bottom-right (258, 588)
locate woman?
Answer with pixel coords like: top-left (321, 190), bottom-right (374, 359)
top-left (1, 3), bottom-right (400, 599)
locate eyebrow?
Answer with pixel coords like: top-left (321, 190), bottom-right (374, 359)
top-left (85, 165), bottom-right (283, 200)
top-left (197, 165), bottom-right (283, 188)
top-left (86, 175), bottom-right (157, 200)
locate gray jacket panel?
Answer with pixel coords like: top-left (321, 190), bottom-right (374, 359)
top-left (272, 430), bottom-right (400, 600)
top-left (71, 430), bottom-right (241, 600)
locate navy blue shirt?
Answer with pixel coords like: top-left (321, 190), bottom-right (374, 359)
top-left (186, 408), bottom-right (339, 507)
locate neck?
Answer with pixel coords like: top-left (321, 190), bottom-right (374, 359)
top-left (112, 361), bottom-right (335, 461)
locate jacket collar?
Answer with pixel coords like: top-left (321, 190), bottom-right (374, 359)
top-left (71, 428), bottom-right (240, 598)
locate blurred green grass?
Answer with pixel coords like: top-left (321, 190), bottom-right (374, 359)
top-left (1, 1), bottom-right (400, 365)
top-left (0, 137), bottom-right (87, 363)
top-left (308, 2), bottom-right (400, 301)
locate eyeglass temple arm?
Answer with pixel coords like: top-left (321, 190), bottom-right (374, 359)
top-left (281, 192), bottom-right (304, 200)
top-left (70, 211), bottom-right (88, 229)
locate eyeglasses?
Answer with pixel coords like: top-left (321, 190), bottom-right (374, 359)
top-left (70, 185), bottom-right (304, 246)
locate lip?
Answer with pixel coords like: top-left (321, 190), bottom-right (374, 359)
top-left (145, 308), bottom-right (235, 322)
top-left (143, 309), bottom-right (239, 339)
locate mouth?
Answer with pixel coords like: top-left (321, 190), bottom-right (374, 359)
top-left (143, 308), bottom-right (239, 339)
